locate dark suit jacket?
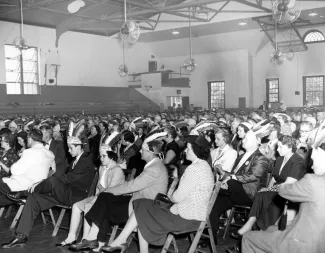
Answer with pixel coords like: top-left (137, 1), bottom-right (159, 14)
top-left (49, 139), bottom-right (67, 177)
top-left (88, 134), bottom-right (101, 166)
top-left (228, 149), bottom-right (269, 199)
top-left (272, 153), bottom-right (306, 184)
top-left (55, 152), bottom-right (95, 204)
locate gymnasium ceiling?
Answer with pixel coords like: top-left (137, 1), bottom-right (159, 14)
top-left (1, 0), bottom-right (325, 45)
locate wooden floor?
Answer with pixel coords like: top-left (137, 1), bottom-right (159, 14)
top-left (0, 206), bottom-right (237, 253)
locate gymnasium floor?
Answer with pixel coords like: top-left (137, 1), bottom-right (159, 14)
top-left (0, 206), bottom-right (237, 253)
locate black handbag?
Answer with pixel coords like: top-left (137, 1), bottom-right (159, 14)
top-left (154, 193), bottom-right (174, 209)
top-left (278, 201), bottom-right (289, 231)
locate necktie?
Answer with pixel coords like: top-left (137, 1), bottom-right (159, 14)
top-left (72, 160), bottom-right (77, 170)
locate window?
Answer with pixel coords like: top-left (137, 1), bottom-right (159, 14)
top-left (5, 45), bottom-right (39, 95)
top-left (208, 81), bottom-right (225, 109)
top-left (303, 30), bottom-right (325, 44)
top-left (303, 76), bottom-right (324, 106)
top-left (266, 78), bottom-right (279, 103)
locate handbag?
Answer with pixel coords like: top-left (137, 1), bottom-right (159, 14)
top-left (278, 200), bottom-right (289, 231)
top-left (154, 193), bottom-right (174, 209)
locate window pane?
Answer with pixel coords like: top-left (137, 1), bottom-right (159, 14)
top-left (304, 76), bottom-right (324, 106)
top-left (4, 45), bottom-right (39, 95)
top-left (209, 81), bottom-right (225, 108)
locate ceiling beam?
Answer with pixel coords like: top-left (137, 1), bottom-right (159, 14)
top-left (209, 0), bottom-right (229, 22)
top-left (0, 0), bottom-right (66, 17)
top-left (232, 0), bottom-right (271, 13)
top-left (58, 0), bottom-right (226, 28)
top-left (163, 11), bottom-right (209, 22)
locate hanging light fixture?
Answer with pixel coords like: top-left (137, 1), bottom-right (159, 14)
top-left (270, 20), bottom-right (285, 65)
top-left (13, 0), bottom-right (28, 50)
top-left (183, 7), bottom-right (196, 73)
top-left (118, 41), bottom-right (128, 77)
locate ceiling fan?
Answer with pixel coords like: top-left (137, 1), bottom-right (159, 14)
top-left (272, 0), bottom-right (301, 24)
top-left (120, 0), bottom-right (140, 45)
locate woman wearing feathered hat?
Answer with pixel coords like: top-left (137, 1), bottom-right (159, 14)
top-left (56, 135), bottom-right (125, 248)
top-left (68, 132), bottom-right (168, 252)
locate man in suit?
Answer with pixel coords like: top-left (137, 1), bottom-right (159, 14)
top-left (2, 133), bottom-right (94, 248)
top-left (240, 143), bottom-right (325, 253)
top-left (230, 118), bottom-right (242, 153)
top-left (0, 129), bottom-right (55, 207)
top-left (210, 130), bottom-right (269, 241)
top-left (40, 124), bottom-right (67, 176)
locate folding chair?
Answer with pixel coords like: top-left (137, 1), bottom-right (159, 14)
top-left (161, 182), bottom-right (221, 253)
top-left (222, 205), bottom-right (251, 239)
top-left (0, 206), bottom-right (13, 219)
top-left (51, 169), bottom-right (99, 236)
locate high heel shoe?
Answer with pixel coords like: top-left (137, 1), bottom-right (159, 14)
top-left (55, 240), bottom-right (77, 247)
top-left (101, 243), bottom-right (128, 253)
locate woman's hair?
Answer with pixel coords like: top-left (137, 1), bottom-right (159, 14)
top-left (238, 123), bottom-right (250, 133)
top-left (164, 126), bottom-right (177, 139)
top-left (278, 135), bottom-right (297, 153)
top-left (17, 131), bottom-right (28, 147)
top-left (92, 125), bottom-right (100, 135)
top-left (105, 150), bottom-right (118, 162)
top-left (99, 121), bottom-right (108, 132)
top-left (1, 132), bottom-right (15, 148)
top-left (191, 143), bottom-right (210, 161)
top-left (271, 125), bottom-right (281, 139)
top-left (123, 130), bottom-right (135, 144)
top-left (205, 130), bottom-right (216, 148)
top-left (216, 128), bottom-right (231, 144)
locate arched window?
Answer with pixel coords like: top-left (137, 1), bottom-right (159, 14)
top-left (303, 30), bottom-right (325, 44)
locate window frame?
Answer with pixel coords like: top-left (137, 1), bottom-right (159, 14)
top-left (303, 75), bottom-right (325, 107)
top-left (266, 78), bottom-right (280, 104)
top-left (303, 29), bottom-right (325, 44)
top-left (4, 44), bottom-right (40, 95)
top-left (208, 81), bottom-right (225, 109)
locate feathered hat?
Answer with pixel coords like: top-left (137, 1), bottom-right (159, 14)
top-left (100, 131), bottom-right (121, 152)
top-left (190, 121), bottom-right (219, 135)
top-left (312, 127), bottom-right (325, 157)
top-left (142, 131), bottom-right (167, 155)
top-left (129, 117), bottom-right (143, 132)
top-left (67, 119), bottom-right (86, 145)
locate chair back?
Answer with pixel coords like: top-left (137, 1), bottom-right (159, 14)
top-left (127, 168), bottom-right (136, 181)
top-left (87, 169), bottom-right (99, 197)
top-left (167, 177), bottom-right (179, 198)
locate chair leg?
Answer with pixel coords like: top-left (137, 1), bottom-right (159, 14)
top-left (10, 205), bottom-right (24, 229)
top-left (171, 236), bottom-right (179, 253)
top-left (223, 207), bottom-right (235, 239)
top-left (49, 209), bottom-right (56, 226)
top-left (108, 225), bottom-right (119, 245)
top-left (0, 207), bottom-right (5, 218)
top-left (5, 206), bottom-right (13, 218)
top-left (206, 219), bottom-right (217, 253)
top-left (52, 208), bottom-right (66, 237)
top-left (41, 212), bottom-right (46, 225)
top-left (161, 234), bottom-right (174, 253)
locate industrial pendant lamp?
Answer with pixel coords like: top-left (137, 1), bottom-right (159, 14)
top-left (183, 7), bottom-right (196, 73)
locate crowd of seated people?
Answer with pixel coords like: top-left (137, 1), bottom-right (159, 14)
top-left (0, 106), bottom-right (323, 253)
